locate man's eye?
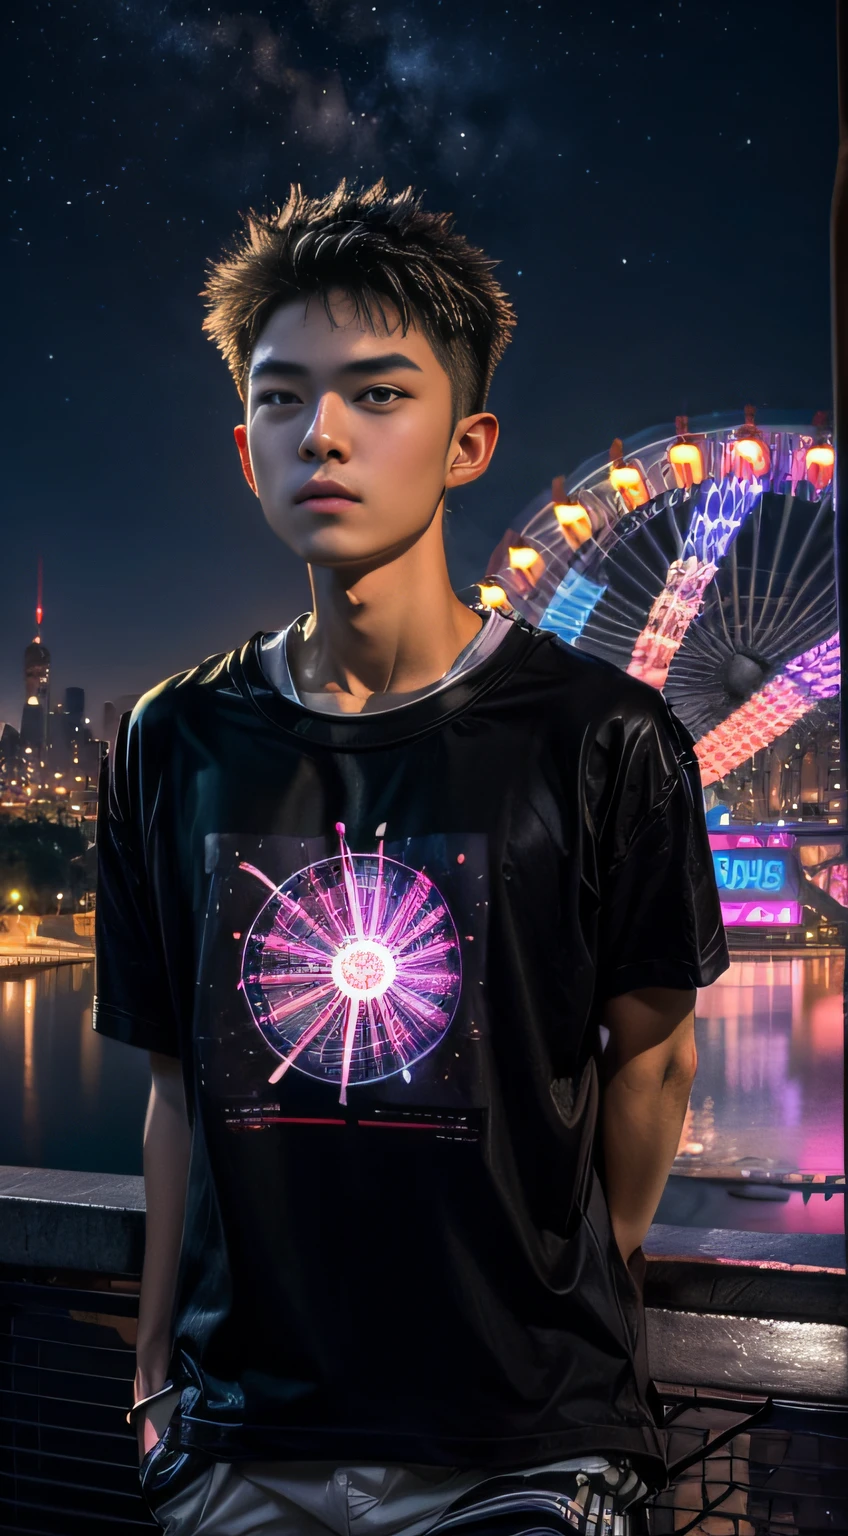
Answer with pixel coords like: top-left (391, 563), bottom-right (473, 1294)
top-left (361, 386), bottom-right (404, 405)
top-left (261, 390), bottom-right (298, 406)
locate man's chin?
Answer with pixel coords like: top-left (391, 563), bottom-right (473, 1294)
top-left (267, 511), bottom-right (429, 569)
top-left (293, 530), bottom-right (422, 571)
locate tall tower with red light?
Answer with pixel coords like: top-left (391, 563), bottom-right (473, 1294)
top-left (21, 555), bottom-right (51, 754)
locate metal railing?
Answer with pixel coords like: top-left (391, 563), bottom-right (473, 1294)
top-left (0, 1168), bottom-right (846, 1533)
top-left (0, 1273), bottom-right (153, 1534)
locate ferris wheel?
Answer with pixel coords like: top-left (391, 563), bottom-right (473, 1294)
top-left (480, 411), bottom-right (838, 808)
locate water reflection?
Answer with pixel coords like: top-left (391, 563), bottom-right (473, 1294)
top-left (0, 961), bottom-right (150, 1174)
top-left (687, 952), bottom-right (844, 1177)
top-left (0, 958), bottom-right (843, 1220)
top-left (23, 976), bottom-right (35, 1133)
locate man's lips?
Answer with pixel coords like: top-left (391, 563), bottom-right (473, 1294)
top-left (294, 480), bottom-right (360, 506)
top-left (296, 495), bottom-right (360, 512)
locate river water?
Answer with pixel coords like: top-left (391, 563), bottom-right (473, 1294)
top-left (0, 955), bottom-right (843, 1233)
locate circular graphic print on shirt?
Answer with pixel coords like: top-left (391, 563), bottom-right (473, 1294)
top-left (241, 843), bottom-right (461, 1104)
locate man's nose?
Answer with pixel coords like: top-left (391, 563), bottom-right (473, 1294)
top-left (298, 392), bottom-right (351, 461)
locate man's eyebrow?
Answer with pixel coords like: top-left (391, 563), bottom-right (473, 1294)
top-left (249, 352), bottom-right (424, 382)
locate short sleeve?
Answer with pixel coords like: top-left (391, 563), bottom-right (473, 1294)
top-left (92, 709), bottom-right (181, 1057)
top-left (591, 691), bottom-right (729, 1001)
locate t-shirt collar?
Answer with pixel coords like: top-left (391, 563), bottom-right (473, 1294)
top-left (232, 613), bottom-right (533, 750)
top-left (258, 606), bottom-right (513, 715)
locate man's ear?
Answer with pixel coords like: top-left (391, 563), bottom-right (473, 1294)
top-left (445, 412), bottom-right (499, 492)
top-left (233, 424), bottom-right (258, 495)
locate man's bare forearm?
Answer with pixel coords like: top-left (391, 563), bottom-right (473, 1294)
top-left (600, 987), bottom-right (697, 1264)
top-left (135, 1052), bottom-right (191, 1396)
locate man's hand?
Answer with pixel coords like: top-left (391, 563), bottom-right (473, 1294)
top-left (134, 1382), bottom-right (182, 1463)
top-left (135, 1051), bottom-right (191, 1463)
top-left (600, 986), bottom-right (697, 1264)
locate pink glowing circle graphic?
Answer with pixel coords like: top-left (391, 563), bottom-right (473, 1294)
top-left (240, 826), bottom-right (461, 1104)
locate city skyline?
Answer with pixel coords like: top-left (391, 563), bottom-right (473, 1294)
top-left (2, 564), bottom-right (142, 745)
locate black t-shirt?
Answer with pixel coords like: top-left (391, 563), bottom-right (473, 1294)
top-left (93, 614), bottom-right (728, 1486)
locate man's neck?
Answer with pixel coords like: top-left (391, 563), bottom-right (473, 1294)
top-left (289, 523), bottom-right (483, 714)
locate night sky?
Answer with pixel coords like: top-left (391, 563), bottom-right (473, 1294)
top-left (1, 2), bottom-right (838, 736)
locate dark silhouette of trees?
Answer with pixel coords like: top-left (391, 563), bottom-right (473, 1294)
top-left (0, 815), bottom-right (93, 915)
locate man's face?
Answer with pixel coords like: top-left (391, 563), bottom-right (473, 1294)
top-left (234, 288), bottom-right (495, 569)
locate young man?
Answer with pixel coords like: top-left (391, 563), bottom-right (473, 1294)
top-left (93, 178), bottom-right (729, 1535)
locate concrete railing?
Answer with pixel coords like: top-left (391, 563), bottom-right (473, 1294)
top-left (0, 1165), bottom-right (846, 1402)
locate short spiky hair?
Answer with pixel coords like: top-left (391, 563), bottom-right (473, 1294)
top-left (200, 177), bottom-right (516, 425)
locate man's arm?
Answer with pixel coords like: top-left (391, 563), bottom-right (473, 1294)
top-left (134, 1051), bottom-right (191, 1459)
top-left (600, 985), bottom-right (697, 1264)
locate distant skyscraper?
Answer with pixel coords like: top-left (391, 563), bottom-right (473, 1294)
top-left (3, 555), bottom-right (104, 812)
top-left (20, 638), bottom-right (50, 750)
top-left (0, 722), bottom-right (20, 780)
top-left (20, 557), bottom-right (49, 753)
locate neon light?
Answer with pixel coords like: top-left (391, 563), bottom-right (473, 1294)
top-left (610, 462), bottom-right (649, 510)
top-left (682, 477), bottom-right (759, 565)
top-left (626, 479), bottom-right (756, 689)
top-left (539, 568), bottom-right (605, 646)
top-left (695, 633), bottom-right (840, 786)
top-left (720, 900), bottom-right (802, 927)
top-left (479, 583), bottom-right (508, 608)
top-left (627, 555), bottom-right (718, 688)
top-left (805, 443), bottom-right (834, 492)
top-left (331, 937), bottom-right (396, 999)
top-left (509, 546), bottom-right (541, 571)
top-left (710, 834), bottom-right (766, 849)
top-left (731, 434), bottom-right (770, 479)
top-left (240, 826), bottom-right (461, 1105)
top-left (696, 676), bottom-right (814, 785)
top-left (713, 854), bottom-right (787, 895)
top-left (553, 500), bottom-right (593, 548)
top-left (811, 863), bottom-right (848, 907)
top-left (668, 440), bottom-right (704, 489)
top-left (709, 832), bottom-right (796, 850)
top-left (783, 633), bottom-right (841, 698)
top-left (554, 500), bottom-right (587, 524)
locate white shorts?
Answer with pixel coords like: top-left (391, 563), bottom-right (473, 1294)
top-left (142, 1455), bottom-right (529, 1536)
top-left (138, 1393), bottom-right (626, 1536)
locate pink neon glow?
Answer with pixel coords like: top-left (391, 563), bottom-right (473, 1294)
top-left (720, 900), bottom-right (802, 926)
top-left (626, 479), bottom-right (756, 690)
top-left (790, 439), bottom-right (814, 494)
top-left (240, 828), bottom-right (461, 1105)
top-left (695, 633), bottom-right (840, 787)
top-left (709, 832), bottom-right (796, 851)
top-left (696, 676), bottom-right (812, 786)
top-left (811, 863), bottom-right (848, 909)
top-left (626, 555), bottom-right (717, 689)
